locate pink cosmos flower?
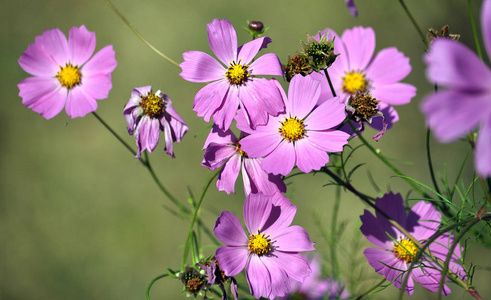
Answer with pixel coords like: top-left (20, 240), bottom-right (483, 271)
top-left (238, 76), bottom-right (349, 176)
top-left (18, 25), bottom-right (117, 119)
top-left (310, 26), bottom-right (416, 130)
top-left (123, 86), bottom-right (188, 159)
top-left (360, 192), bottom-right (465, 295)
top-left (279, 254), bottom-right (350, 300)
top-left (202, 125), bottom-right (286, 195)
top-left (422, 0), bottom-right (491, 176)
top-left (180, 18), bottom-right (284, 130)
top-left (214, 193), bottom-right (315, 299)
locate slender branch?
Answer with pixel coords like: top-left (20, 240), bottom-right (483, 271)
top-left (468, 0), bottom-right (483, 61)
top-left (426, 128), bottom-right (441, 196)
top-left (146, 273), bottom-right (168, 300)
top-left (323, 69), bottom-right (337, 97)
top-left (478, 176), bottom-right (491, 206)
top-left (355, 278), bottom-right (386, 300)
top-left (92, 112), bottom-right (138, 158)
top-left (103, 0), bottom-right (180, 68)
top-left (398, 0), bottom-right (428, 49)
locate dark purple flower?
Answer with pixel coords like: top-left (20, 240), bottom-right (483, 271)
top-left (214, 193), bottom-right (315, 299)
top-left (360, 193), bottom-right (465, 295)
top-left (345, 0), bottom-right (358, 17)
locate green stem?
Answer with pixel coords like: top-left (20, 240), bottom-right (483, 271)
top-left (323, 69), bottom-right (337, 97)
top-left (92, 112), bottom-right (138, 158)
top-left (355, 278), bottom-right (386, 300)
top-left (146, 273), bottom-right (168, 300)
top-left (426, 128), bottom-right (441, 196)
top-left (103, 0), bottom-right (180, 68)
top-left (398, 0), bottom-right (429, 49)
top-left (182, 170), bottom-right (220, 269)
top-left (468, 0), bottom-right (484, 61)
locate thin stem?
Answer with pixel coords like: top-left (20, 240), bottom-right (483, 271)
top-left (92, 112), bottom-right (138, 158)
top-left (182, 170), bottom-right (221, 269)
top-left (468, 0), bottom-right (484, 61)
top-left (426, 128), bottom-right (441, 196)
top-left (478, 176), bottom-right (491, 206)
top-left (398, 0), bottom-right (429, 49)
top-left (103, 0), bottom-right (180, 68)
top-left (355, 278), bottom-right (386, 300)
top-left (323, 69), bottom-right (337, 97)
top-left (146, 273), bottom-right (168, 300)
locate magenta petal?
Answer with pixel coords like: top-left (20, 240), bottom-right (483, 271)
top-left (294, 138), bottom-right (330, 173)
top-left (239, 131), bottom-right (282, 158)
top-left (375, 192), bottom-right (407, 228)
top-left (246, 256), bottom-right (272, 299)
top-left (215, 246), bottom-right (249, 277)
top-left (216, 153), bottom-right (241, 194)
top-left (203, 125), bottom-right (237, 149)
top-left (213, 85), bottom-right (240, 130)
top-left (134, 117), bottom-right (160, 158)
top-left (238, 36), bottom-right (272, 65)
top-left (131, 86), bottom-right (151, 99)
top-left (273, 225), bottom-right (315, 252)
top-left (261, 195), bottom-right (296, 234)
top-left (241, 79), bottom-right (285, 128)
top-left (202, 143), bottom-right (236, 170)
top-left (193, 80), bottom-right (229, 122)
top-left (242, 158), bottom-right (286, 195)
top-left (244, 194), bottom-right (273, 234)
top-left (249, 53), bottom-right (284, 76)
top-left (82, 45), bottom-right (117, 76)
top-left (68, 25), bottom-right (96, 66)
top-left (345, 0), bottom-right (358, 16)
top-left (365, 47), bottom-right (411, 84)
top-left (261, 140), bottom-right (296, 176)
top-left (475, 118), bottom-right (491, 176)
top-left (406, 201), bottom-right (441, 240)
top-left (370, 82), bottom-right (416, 106)
top-left (305, 96), bottom-right (346, 130)
top-left (260, 256), bottom-right (291, 298)
top-left (82, 74), bottom-right (112, 100)
top-left (18, 43), bottom-right (59, 77)
top-left (35, 28), bottom-right (69, 66)
top-left (65, 86), bottom-right (97, 118)
top-left (162, 117), bottom-right (175, 158)
top-left (19, 77), bottom-right (66, 119)
top-left (214, 211), bottom-right (249, 246)
top-left (307, 130), bottom-right (349, 152)
top-left (274, 251), bottom-right (311, 283)
top-left (360, 210), bottom-right (396, 249)
top-left (425, 39), bottom-right (491, 90)
top-left (288, 75), bottom-right (321, 119)
top-left (483, 0), bottom-right (491, 60)
top-left (411, 266), bottom-right (451, 295)
top-left (341, 26), bottom-right (375, 70)
top-left (207, 19), bottom-right (237, 65)
top-left (180, 51), bottom-right (226, 82)
top-left (421, 90), bottom-right (489, 142)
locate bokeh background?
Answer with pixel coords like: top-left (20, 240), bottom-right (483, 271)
top-left (1, 0), bottom-right (490, 299)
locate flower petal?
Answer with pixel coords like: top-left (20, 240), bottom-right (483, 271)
top-left (371, 82), bottom-right (416, 106)
top-left (214, 211), bottom-right (249, 246)
top-left (237, 37), bottom-right (272, 65)
top-left (260, 255), bottom-right (291, 298)
top-left (81, 73), bottom-right (112, 100)
top-left (203, 125), bottom-right (237, 149)
top-left (375, 192), bottom-right (407, 228)
top-left (360, 210), bottom-right (395, 249)
top-left (68, 25), bottom-right (96, 66)
top-left (180, 51), bottom-right (225, 82)
top-left (406, 201), bottom-right (441, 240)
top-left (242, 158), bottom-right (286, 195)
top-left (82, 45), bottom-right (117, 76)
top-left (213, 85), bottom-right (240, 130)
top-left (411, 265), bottom-right (451, 295)
top-left (246, 255), bottom-right (272, 299)
top-left (248, 53), bottom-right (284, 76)
top-left (294, 138), bottom-right (330, 173)
top-left (273, 225), bottom-right (315, 252)
top-left (261, 140), bottom-right (296, 176)
top-left (305, 96), bottom-right (346, 130)
top-left (193, 80), bottom-right (229, 123)
top-left (18, 77), bottom-right (66, 119)
top-left (307, 130), bottom-right (349, 152)
top-left (482, 0), bottom-right (491, 62)
top-left (244, 193), bottom-right (273, 234)
top-left (341, 26), bottom-right (375, 70)
top-left (239, 131), bottom-right (282, 158)
top-left (475, 117), bottom-right (491, 176)
top-left (202, 143), bottom-right (236, 170)
top-left (18, 43), bottom-right (58, 77)
top-left (134, 117), bottom-right (160, 158)
top-left (273, 251), bottom-right (311, 283)
top-left (216, 153), bottom-right (241, 194)
top-left (65, 85), bottom-right (97, 118)
top-left (366, 47), bottom-right (411, 84)
top-left (207, 19), bottom-right (237, 65)
top-left (34, 28), bottom-right (69, 66)
top-left (261, 194), bottom-right (296, 234)
top-left (288, 75), bottom-right (321, 119)
top-left (215, 245), bottom-right (249, 277)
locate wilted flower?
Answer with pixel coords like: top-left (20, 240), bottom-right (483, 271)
top-left (179, 266), bottom-right (207, 297)
top-left (214, 193), bottom-right (315, 299)
top-left (123, 86), bottom-right (188, 159)
top-left (198, 257), bottom-right (238, 300)
top-left (427, 25), bottom-right (460, 45)
top-left (360, 193), bottom-right (465, 295)
top-left (284, 53), bottom-right (312, 82)
top-left (346, 91), bottom-right (387, 140)
top-left (18, 25), bottom-right (117, 119)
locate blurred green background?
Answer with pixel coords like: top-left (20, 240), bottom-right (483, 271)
top-left (1, 0), bottom-right (490, 299)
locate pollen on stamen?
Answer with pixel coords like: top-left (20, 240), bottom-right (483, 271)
top-left (393, 237), bottom-right (418, 263)
top-left (139, 90), bottom-right (166, 118)
top-left (235, 142), bottom-right (248, 158)
top-left (226, 60), bottom-right (249, 85)
top-left (279, 116), bottom-right (306, 142)
top-left (56, 63), bottom-right (82, 89)
top-left (342, 71), bottom-right (368, 94)
top-left (248, 230), bottom-right (272, 256)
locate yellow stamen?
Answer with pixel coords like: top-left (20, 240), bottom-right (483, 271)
top-left (393, 237), bottom-right (418, 263)
top-left (140, 91), bottom-right (165, 118)
top-left (248, 231), bottom-right (272, 256)
top-left (226, 60), bottom-right (249, 85)
top-left (235, 142), bottom-right (248, 158)
top-left (279, 116), bottom-right (306, 142)
top-left (56, 63), bottom-right (82, 89)
top-left (342, 71), bottom-right (367, 94)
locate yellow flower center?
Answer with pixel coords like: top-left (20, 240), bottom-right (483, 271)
top-left (235, 142), bottom-right (248, 158)
top-left (342, 71), bottom-right (367, 94)
top-left (56, 63), bottom-right (82, 89)
top-left (140, 91), bottom-right (165, 118)
top-left (393, 238), bottom-right (418, 263)
top-left (248, 231), bottom-right (272, 256)
top-left (226, 60), bottom-right (249, 85)
top-left (279, 116), bottom-right (306, 142)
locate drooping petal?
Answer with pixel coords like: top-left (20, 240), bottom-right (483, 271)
top-left (68, 25), bottom-right (96, 66)
top-left (237, 37), bottom-right (272, 65)
top-left (341, 26), bottom-right (375, 71)
top-left (475, 117), bottom-right (491, 176)
top-left (82, 45), bottom-right (117, 76)
top-left (273, 225), bottom-right (315, 252)
top-left (215, 245), bottom-right (249, 277)
top-left (65, 85), bottom-right (97, 118)
top-left (288, 75), bottom-right (321, 119)
top-left (34, 28), bottom-right (69, 66)
top-left (216, 153), bottom-right (241, 194)
top-left (213, 85), bottom-right (240, 130)
top-left (294, 138), bottom-right (331, 173)
top-left (202, 143), bottom-right (236, 170)
top-left (207, 19), bottom-right (237, 66)
top-left (18, 43), bottom-right (59, 77)
top-left (131, 86), bottom-right (152, 99)
top-left (261, 140), bottom-right (296, 176)
top-left (134, 117), bottom-right (160, 158)
top-left (179, 51), bottom-right (226, 82)
top-left (244, 193), bottom-right (273, 234)
top-left (307, 130), bottom-right (350, 153)
top-left (203, 125), bottom-right (237, 149)
top-left (421, 90), bottom-right (490, 142)
top-left (193, 80), bottom-right (229, 122)
top-left (424, 38), bottom-right (491, 91)
top-left (304, 96), bottom-right (346, 130)
top-left (81, 73), bottom-right (112, 100)
top-left (18, 77), bottom-right (66, 119)
top-left (162, 117), bottom-right (176, 158)
top-left (370, 82), bottom-right (416, 106)
top-left (365, 47), bottom-right (411, 84)
top-left (214, 211), bottom-right (249, 246)
top-left (248, 53), bottom-right (284, 76)
top-left (246, 256), bottom-right (272, 299)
